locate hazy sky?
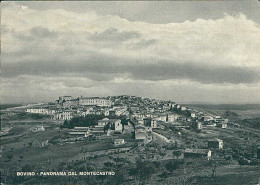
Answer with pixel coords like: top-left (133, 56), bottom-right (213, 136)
top-left (1, 1), bottom-right (260, 104)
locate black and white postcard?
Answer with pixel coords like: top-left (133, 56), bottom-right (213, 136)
top-left (1, 1), bottom-right (260, 184)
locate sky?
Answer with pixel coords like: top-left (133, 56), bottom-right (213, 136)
top-left (1, 1), bottom-right (260, 104)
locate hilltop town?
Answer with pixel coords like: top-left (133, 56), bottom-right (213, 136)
top-left (1, 95), bottom-right (260, 184)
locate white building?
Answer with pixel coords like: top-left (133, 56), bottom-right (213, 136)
top-left (97, 118), bottom-right (123, 133)
top-left (114, 139), bottom-right (125, 145)
top-left (135, 124), bottom-right (147, 140)
top-left (98, 118), bottom-right (110, 126)
top-left (79, 97), bottom-right (112, 107)
top-left (52, 111), bottom-right (74, 120)
top-left (181, 106), bottom-right (187, 111)
top-left (26, 108), bottom-right (57, 115)
top-left (151, 119), bottom-right (157, 128)
top-left (167, 114), bottom-right (178, 122)
top-left (32, 126), bottom-right (45, 132)
top-left (190, 112), bottom-right (196, 118)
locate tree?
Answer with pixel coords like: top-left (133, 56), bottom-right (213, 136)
top-left (121, 117), bottom-right (128, 125)
top-left (129, 158), bottom-right (155, 185)
top-left (104, 123), bottom-right (111, 133)
top-left (19, 155), bottom-right (24, 161)
top-left (205, 158), bottom-right (224, 179)
top-left (165, 160), bottom-right (180, 174)
top-left (7, 153), bottom-right (13, 162)
top-left (22, 164), bottom-right (33, 172)
top-left (173, 150), bottom-right (182, 160)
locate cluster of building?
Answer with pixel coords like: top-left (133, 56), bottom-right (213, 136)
top-left (67, 118), bottom-right (124, 139)
top-left (56, 96), bottom-right (112, 108)
top-left (24, 95), bottom-right (232, 158)
top-left (25, 96), bottom-right (115, 121)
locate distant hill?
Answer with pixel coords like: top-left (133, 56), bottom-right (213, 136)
top-left (1, 112), bottom-right (51, 120)
top-left (237, 118), bottom-right (260, 129)
top-left (0, 104), bottom-right (22, 110)
top-left (223, 111), bottom-right (240, 120)
top-left (183, 104), bottom-right (260, 111)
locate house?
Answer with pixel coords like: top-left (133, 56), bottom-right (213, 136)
top-left (132, 113), bottom-right (145, 120)
top-left (52, 111), bottom-right (74, 120)
top-left (177, 116), bottom-right (186, 122)
top-left (208, 138), bottom-right (223, 150)
top-left (138, 119), bottom-right (144, 125)
top-left (190, 112), bottom-right (196, 118)
top-left (90, 125), bottom-right (105, 135)
top-left (32, 139), bottom-right (49, 147)
top-left (154, 115), bottom-right (167, 122)
top-left (151, 119), bottom-right (157, 128)
top-left (202, 116), bottom-right (214, 122)
top-left (109, 119), bottom-right (122, 133)
top-left (143, 118), bottom-right (157, 128)
top-left (58, 96), bottom-right (72, 102)
top-left (184, 149), bottom-right (211, 159)
top-left (97, 118), bottom-right (122, 133)
top-left (114, 139), bottom-right (125, 145)
top-left (26, 108), bottom-right (57, 115)
top-left (62, 99), bottom-right (79, 108)
top-left (215, 118), bottom-right (228, 124)
top-left (98, 118), bottom-right (110, 126)
top-left (68, 127), bottom-right (90, 136)
top-left (143, 117), bottom-right (151, 126)
top-left (32, 126), bottom-right (45, 132)
top-left (135, 124), bottom-right (147, 140)
top-left (216, 122), bottom-right (227, 129)
top-left (123, 124), bottom-right (134, 133)
top-left (167, 114), bottom-right (178, 122)
top-left (192, 121), bottom-right (202, 130)
top-left (104, 109), bottom-right (110, 116)
top-left (181, 106), bottom-right (187, 111)
top-left (163, 105), bottom-right (171, 111)
top-left (57, 96), bottom-right (79, 108)
top-left (109, 110), bottom-right (116, 116)
top-left (114, 107), bottom-right (127, 116)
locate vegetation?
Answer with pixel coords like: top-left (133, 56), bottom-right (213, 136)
top-left (172, 108), bottom-right (190, 117)
top-left (165, 160), bottom-right (182, 174)
top-left (129, 158), bottom-right (156, 185)
top-left (237, 118), bottom-right (260, 129)
top-left (0, 104), bottom-right (22, 110)
top-left (223, 111), bottom-right (239, 120)
top-left (1, 112), bottom-right (51, 120)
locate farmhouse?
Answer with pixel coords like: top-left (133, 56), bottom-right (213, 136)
top-left (32, 126), bottom-right (45, 132)
top-left (114, 139), bottom-right (125, 145)
top-left (184, 149), bottom-right (211, 159)
top-left (68, 127), bottom-right (90, 136)
top-left (32, 139), bottom-right (49, 147)
top-left (208, 138), bottom-right (223, 150)
top-left (216, 122), bottom-right (228, 129)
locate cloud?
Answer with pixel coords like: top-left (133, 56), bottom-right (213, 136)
top-left (131, 39), bottom-right (157, 49)
top-left (30, 26), bottom-right (57, 38)
top-left (1, 2), bottom-right (260, 103)
top-left (2, 75), bottom-right (260, 104)
top-left (2, 53), bottom-right (259, 84)
top-left (14, 26), bottom-right (57, 42)
top-left (90, 28), bottom-right (140, 42)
